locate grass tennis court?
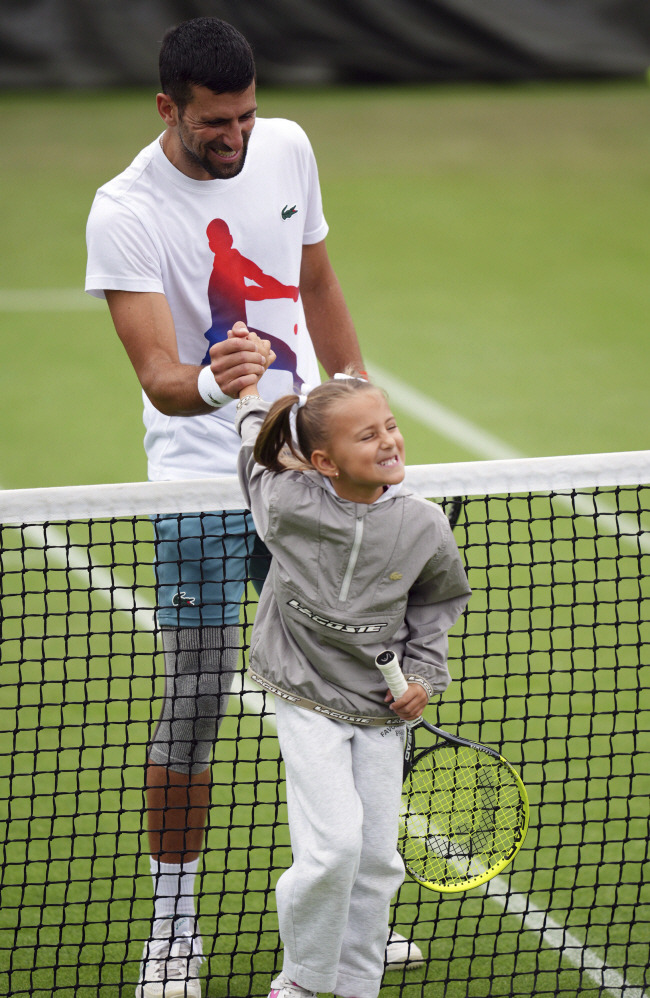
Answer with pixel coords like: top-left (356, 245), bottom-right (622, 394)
top-left (1, 82), bottom-right (649, 997)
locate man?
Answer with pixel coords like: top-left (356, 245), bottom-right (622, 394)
top-left (85, 17), bottom-right (422, 998)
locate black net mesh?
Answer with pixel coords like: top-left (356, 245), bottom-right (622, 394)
top-left (1, 484), bottom-right (648, 997)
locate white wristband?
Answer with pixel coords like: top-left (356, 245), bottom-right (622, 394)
top-left (197, 366), bottom-right (231, 409)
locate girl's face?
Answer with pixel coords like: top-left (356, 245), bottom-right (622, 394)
top-left (312, 391), bottom-right (406, 504)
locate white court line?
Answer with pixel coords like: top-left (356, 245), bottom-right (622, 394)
top-left (484, 876), bottom-right (647, 998)
top-left (0, 288), bottom-right (103, 311)
top-left (370, 360), bottom-right (650, 553)
top-left (368, 361), bottom-right (521, 461)
top-left (2, 293), bottom-right (646, 995)
top-left (403, 801), bottom-right (646, 998)
top-left (12, 520), bottom-right (270, 721)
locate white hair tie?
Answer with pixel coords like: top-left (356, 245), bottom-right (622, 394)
top-left (333, 372), bottom-right (368, 383)
top-left (294, 382), bottom-right (315, 411)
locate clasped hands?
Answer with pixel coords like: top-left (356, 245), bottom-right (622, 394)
top-left (207, 320), bottom-right (276, 399)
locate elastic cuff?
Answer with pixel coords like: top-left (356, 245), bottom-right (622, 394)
top-left (281, 957), bottom-right (337, 995)
top-left (405, 674), bottom-right (434, 699)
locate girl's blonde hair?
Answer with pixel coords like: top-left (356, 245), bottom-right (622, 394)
top-left (253, 370), bottom-right (381, 473)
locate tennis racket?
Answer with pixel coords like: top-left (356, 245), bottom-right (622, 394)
top-left (376, 650), bottom-right (529, 893)
top-left (445, 496), bottom-right (463, 531)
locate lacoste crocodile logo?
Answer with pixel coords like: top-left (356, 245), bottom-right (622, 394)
top-left (281, 204), bottom-right (298, 220)
top-left (172, 591), bottom-right (196, 607)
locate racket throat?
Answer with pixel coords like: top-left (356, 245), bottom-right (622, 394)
top-left (403, 728), bottom-right (415, 780)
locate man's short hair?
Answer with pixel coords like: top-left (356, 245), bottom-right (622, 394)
top-left (159, 17), bottom-right (256, 110)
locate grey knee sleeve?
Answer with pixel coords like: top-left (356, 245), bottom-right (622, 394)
top-left (149, 625), bottom-right (239, 775)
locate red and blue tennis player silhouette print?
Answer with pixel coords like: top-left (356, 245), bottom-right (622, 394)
top-left (201, 219), bottom-right (300, 380)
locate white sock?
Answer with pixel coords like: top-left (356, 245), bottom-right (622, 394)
top-left (150, 857), bottom-right (199, 926)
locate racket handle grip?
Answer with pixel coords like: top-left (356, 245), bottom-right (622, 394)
top-left (375, 650), bottom-right (409, 699)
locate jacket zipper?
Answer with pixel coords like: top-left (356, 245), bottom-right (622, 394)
top-left (338, 515), bottom-right (364, 603)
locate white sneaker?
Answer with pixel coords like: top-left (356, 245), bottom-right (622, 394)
top-left (136, 916), bottom-right (204, 998)
top-left (268, 972), bottom-right (317, 998)
top-left (385, 931), bottom-right (425, 969)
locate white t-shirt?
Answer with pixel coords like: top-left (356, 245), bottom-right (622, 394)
top-left (86, 117), bottom-right (327, 481)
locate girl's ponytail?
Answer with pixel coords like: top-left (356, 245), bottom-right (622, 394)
top-left (253, 394), bottom-right (307, 472)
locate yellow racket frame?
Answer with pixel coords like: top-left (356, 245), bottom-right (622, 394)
top-left (399, 738), bottom-right (530, 893)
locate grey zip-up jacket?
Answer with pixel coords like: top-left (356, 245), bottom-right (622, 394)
top-left (236, 398), bottom-right (471, 726)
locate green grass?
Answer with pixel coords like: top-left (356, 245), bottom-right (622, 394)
top-left (1, 82), bottom-right (650, 486)
top-left (1, 83), bottom-right (649, 997)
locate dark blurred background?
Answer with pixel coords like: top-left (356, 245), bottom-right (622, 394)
top-left (1, 0), bottom-right (649, 89)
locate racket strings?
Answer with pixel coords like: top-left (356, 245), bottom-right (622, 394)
top-left (399, 743), bottom-right (525, 889)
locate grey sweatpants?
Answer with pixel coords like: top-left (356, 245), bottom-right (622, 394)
top-left (274, 698), bottom-right (406, 998)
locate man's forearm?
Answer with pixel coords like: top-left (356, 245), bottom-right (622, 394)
top-left (106, 289), bottom-right (269, 416)
top-left (302, 276), bottom-right (365, 377)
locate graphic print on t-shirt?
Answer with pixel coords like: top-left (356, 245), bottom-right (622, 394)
top-left (201, 219), bottom-right (300, 378)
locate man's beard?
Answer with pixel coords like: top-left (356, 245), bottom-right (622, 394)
top-left (179, 126), bottom-right (250, 180)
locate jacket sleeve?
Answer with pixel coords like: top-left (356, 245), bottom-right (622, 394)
top-left (235, 399), bottom-right (275, 540)
top-left (402, 593), bottom-right (471, 694)
top-left (402, 517), bottom-right (471, 693)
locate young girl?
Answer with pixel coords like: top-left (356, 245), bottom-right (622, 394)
top-left (233, 325), bottom-right (471, 998)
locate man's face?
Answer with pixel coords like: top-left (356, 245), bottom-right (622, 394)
top-left (166, 83), bottom-right (257, 180)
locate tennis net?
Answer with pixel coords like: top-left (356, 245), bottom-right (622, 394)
top-left (1, 451), bottom-right (649, 998)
